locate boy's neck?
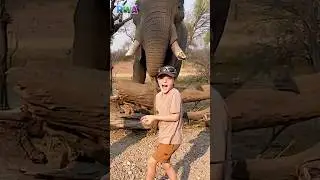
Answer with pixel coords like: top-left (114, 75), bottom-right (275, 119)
top-left (161, 87), bottom-right (174, 95)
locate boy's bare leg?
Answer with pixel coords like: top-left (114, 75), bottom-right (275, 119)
top-left (162, 163), bottom-right (177, 180)
top-left (146, 156), bottom-right (158, 180)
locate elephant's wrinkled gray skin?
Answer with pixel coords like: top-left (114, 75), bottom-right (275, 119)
top-left (127, 0), bottom-right (188, 84)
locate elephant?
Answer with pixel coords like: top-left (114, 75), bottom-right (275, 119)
top-left (125, 0), bottom-right (188, 87)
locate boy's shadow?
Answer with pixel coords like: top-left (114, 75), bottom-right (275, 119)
top-left (174, 129), bottom-right (209, 180)
top-left (110, 130), bottom-right (147, 161)
top-left (110, 114), bottom-right (150, 161)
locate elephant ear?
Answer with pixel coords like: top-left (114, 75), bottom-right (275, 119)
top-left (174, 0), bottom-right (185, 23)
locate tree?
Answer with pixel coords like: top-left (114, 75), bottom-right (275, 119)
top-left (110, 0), bottom-right (133, 35)
top-left (72, 0), bottom-right (108, 70)
top-left (185, 0), bottom-right (210, 53)
top-left (249, 0), bottom-right (320, 72)
top-left (212, 0), bottom-right (231, 57)
top-left (280, 0), bottom-right (320, 72)
top-left (0, 0), bottom-right (11, 110)
top-left (72, 0), bottom-right (133, 70)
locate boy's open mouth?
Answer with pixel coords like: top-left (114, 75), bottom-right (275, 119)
top-left (162, 84), bottom-right (168, 88)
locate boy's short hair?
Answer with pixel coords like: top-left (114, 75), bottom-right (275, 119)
top-left (157, 65), bottom-right (177, 79)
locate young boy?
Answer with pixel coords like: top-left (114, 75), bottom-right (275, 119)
top-left (141, 65), bottom-right (183, 180)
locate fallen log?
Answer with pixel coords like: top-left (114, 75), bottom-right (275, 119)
top-left (6, 63), bottom-right (320, 133)
top-left (187, 107), bottom-right (210, 121)
top-left (232, 142), bottom-right (320, 180)
top-left (109, 107), bottom-right (210, 130)
top-left (228, 73), bottom-right (320, 132)
top-left (114, 73), bottom-right (320, 131)
top-left (7, 64), bottom-right (108, 141)
top-left (5, 70), bottom-right (320, 132)
top-left (0, 107), bottom-right (25, 123)
top-left (6, 64), bottom-right (108, 165)
top-left (115, 80), bottom-right (210, 108)
top-left (5, 63), bottom-right (210, 133)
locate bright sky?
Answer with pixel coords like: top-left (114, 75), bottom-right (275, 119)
top-left (111, 0), bottom-right (196, 52)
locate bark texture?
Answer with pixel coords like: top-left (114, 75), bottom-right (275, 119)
top-left (72, 0), bottom-right (108, 70)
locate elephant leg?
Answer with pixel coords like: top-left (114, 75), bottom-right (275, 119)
top-left (132, 48), bottom-right (147, 83)
top-left (170, 24), bottom-right (187, 61)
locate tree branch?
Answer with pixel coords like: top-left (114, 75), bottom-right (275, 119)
top-left (111, 0), bottom-right (116, 12)
top-left (114, 13), bottom-right (122, 21)
top-left (113, 16), bottom-right (133, 33)
top-left (124, 27), bottom-right (134, 42)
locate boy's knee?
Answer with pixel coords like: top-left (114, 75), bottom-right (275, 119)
top-left (162, 162), bottom-right (172, 170)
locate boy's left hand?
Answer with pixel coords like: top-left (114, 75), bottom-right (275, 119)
top-left (140, 115), bottom-right (155, 125)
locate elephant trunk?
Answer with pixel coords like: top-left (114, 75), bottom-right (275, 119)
top-left (144, 37), bottom-right (169, 77)
top-left (142, 6), bottom-right (172, 77)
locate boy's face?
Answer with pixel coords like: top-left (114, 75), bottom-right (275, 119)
top-left (157, 75), bottom-right (174, 94)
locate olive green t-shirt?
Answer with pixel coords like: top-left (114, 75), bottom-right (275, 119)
top-left (155, 88), bottom-right (183, 144)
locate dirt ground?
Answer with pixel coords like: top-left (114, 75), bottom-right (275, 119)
top-left (0, 125), bottom-right (67, 180)
top-left (110, 127), bottom-right (210, 180)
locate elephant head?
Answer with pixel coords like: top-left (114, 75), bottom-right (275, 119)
top-left (126, 0), bottom-right (188, 84)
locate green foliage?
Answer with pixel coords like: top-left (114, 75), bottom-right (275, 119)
top-left (194, 0), bottom-right (209, 18)
top-left (185, 0), bottom-right (210, 49)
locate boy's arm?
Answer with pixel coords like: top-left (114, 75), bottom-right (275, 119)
top-left (153, 113), bottom-right (180, 122)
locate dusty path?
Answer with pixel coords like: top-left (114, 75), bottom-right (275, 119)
top-left (110, 127), bottom-right (210, 180)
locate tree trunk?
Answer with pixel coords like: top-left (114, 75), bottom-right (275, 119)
top-left (302, 0), bottom-right (320, 72)
top-left (72, 0), bottom-right (108, 70)
top-left (0, 0), bottom-right (9, 110)
top-left (211, 0), bottom-right (231, 56)
top-left (308, 19), bottom-right (320, 72)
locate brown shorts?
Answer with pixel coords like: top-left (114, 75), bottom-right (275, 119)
top-left (152, 143), bottom-right (180, 163)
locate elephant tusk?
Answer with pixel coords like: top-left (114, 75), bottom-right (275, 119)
top-left (171, 41), bottom-right (187, 61)
top-left (125, 40), bottom-right (140, 57)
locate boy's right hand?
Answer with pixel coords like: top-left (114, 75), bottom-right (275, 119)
top-left (140, 115), bottom-right (155, 125)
